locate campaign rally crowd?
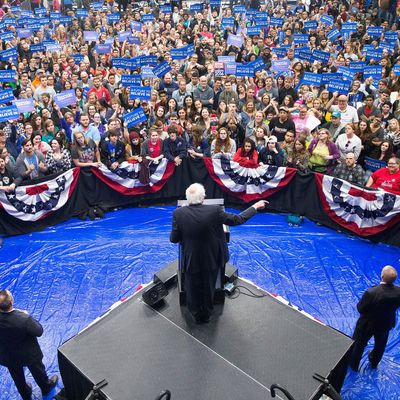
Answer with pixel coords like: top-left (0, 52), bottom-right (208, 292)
top-left (0, 0), bottom-right (399, 199)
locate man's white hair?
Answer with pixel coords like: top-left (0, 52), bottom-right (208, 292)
top-left (186, 183), bottom-right (205, 205)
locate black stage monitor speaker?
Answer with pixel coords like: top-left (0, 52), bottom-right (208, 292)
top-left (142, 282), bottom-right (168, 307)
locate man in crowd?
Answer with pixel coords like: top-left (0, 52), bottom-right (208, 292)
top-left (163, 126), bottom-right (187, 166)
top-left (170, 183), bottom-right (267, 323)
top-left (0, 290), bottom-right (58, 399)
top-left (349, 266), bottom-right (400, 371)
top-left (366, 157), bottom-right (400, 195)
top-left (15, 139), bottom-right (48, 183)
top-left (333, 152), bottom-right (365, 186)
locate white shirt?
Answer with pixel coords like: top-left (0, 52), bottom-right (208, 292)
top-left (331, 105), bottom-right (359, 125)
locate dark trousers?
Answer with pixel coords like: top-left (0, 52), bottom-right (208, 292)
top-left (185, 268), bottom-right (219, 318)
top-left (8, 359), bottom-right (49, 400)
top-left (349, 326), bottom-right (389, 370)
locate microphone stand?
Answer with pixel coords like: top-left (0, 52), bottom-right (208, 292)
top-left (84, 379), bottom-right (108, 400)
top-left (313, 373), bottom-right (342, 400)
top-left (270, 384), bottom-right (296, 400)
top-left (155, 389), bottom-right (171, 400)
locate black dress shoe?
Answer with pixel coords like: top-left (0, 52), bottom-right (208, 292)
top-left (368, 351), bottom-right (377, 369)
top-left (42, 375), bottom-right (59, 396)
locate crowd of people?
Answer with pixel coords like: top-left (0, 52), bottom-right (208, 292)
top-left (0, 0), bottom-right (400, 198)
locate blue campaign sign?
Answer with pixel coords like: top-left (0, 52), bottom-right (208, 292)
top-left (90, 2), bottom-right (104, 10)
top-left (124, 107), bottom-right (147, 128)
top-left (139, 55), bottom-right (158, 67)
top-left (304, 20), bottom-right (317, 30)
top-left (0, 32), bottom-right (14, 41)
top-left (269, 17), bottom-right (283, 27)
top-left (13, 98), bottom-right (35, 113)
top-left (0, 47), bottom-right (18, 61)
top-left (349, 61), bottom-right (366, 72)
top-left (131, 21), bottom-right (143, 32)
top-left (227, 34), bottom-right (244, 48)
top-left (312, 49), bottom-right (330, 63)
top-left (160, 4), bottom-right (172, 13)
top-left (0, 88), bottom-right (14, 104)
top-left (10, 6), bottom-right (21, 13)
top-left (17, 28), bottom-right (33, 39)
top-left (4, 18), bottom-right (16, 27)
top-left (337, 66), bottom-right (356, 81)
top-left (84, 31), bottom-right (99, 42)
top-left (327, 79), bottom-right (351, 95)
top-left (209, 0), bottom-right (221, 6)
top-left (141, 67), bottom-right (156, 78)
top-left (253, 19), bottom-right (268, 28)
top-left (380, 42), bottom-right (394, 54)
top-left (249, 57), bottom-right (265, 72)
top-left (364, 156), bottom-right (387, 172)
top-left (293, 34), bottom-right (309, 44)
top-left (112, 58), bottom-right (139, 70)
top-left (190, 3), bottom-right (203, 11)
top-left (0, 105), bottom-right (19, 122)
top-left (186, 44), bottom-right (194, 57)
top-left (73, 54), bottom-right (85, 63)
top-left (59, 16), bottom-right (73, 24)
top-left (236, 64), bottom-right (254, 77)
top-left (320, 14), bottom-right (334, 26)
top-left (171, 47), bottom-right (189, 60)
top-left (247, 26), bottom-right (262, 36)
top-left (234, 5), bottom-right (247, 13)
top-left (271, 59), bottom-right (291, 72)
top-left (300, 72), bottom-right (322, 86)
top-left (218, 56), bottom-right (236, 63)
top-left (320, 72), bottom-right (343, 84)
top-left (367, 26), bottom-right (383, 38)
top-left (224, 62), bottom-right (237, 75)
top-left (54, 89), bottom-right (78, 108)
top-left (297, 49), bottom-right (313, 63)
top-left (76, 9), bottom-right (89, 18)
top-left (0, 22), bottom-right (6, 30)
top-left (365, 48), bottom-right (383, 61)
top-left (45, 42), bottom-right (62, 52)
top-left (128, 36), bottom-right (140, 45)
top-left (95, 43), bottom-right (112, 54)
top-left (363, 65), bottom-right (383, 81)
top-left (272, 47), bottom-right (287, 58)
top-left (384, 31), bottom-right (398, 41)
top-left (221, 17), bottom-right (235, 29)
top-left (118, 30), bottom-right (132, 42)
top-left (108, 13), bottom-right (120, 23)
top-left (35, 7), bottom-right (47, 15)
top-left (341, 22), bottom-right (357, 36)
top-left (50, 12), bottom-right (61, 21)
top-left (129, 86), bottom-right (151, 101)
top-left (142, 14), bottom-right (154, 23)
top-left (153, 61), bottom-right (172, 78)
top-left (121, 75), bottom-right (141, 86)
top-left (326, 28), bottom-right (340, 41)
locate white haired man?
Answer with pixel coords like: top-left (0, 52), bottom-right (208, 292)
top-left (170, 183), bottom-right (267, 323)
top-left (349, 266), bottom-right (400, 371)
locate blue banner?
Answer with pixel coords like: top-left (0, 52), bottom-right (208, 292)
top-left (326, 28), bottom-right (340, 41)
top-left (234, 5), bottom-right (247, 13)
top-left (140, 55), bottom-right (158, 67)
top-left (128, 36), bottom-right (140, 45)
top-left (118, 30), bottom-right (132, 42)
top-left (271, 47), bottom-right (287, 58)
top-left (171, 47), bottom-right (189, 60)
top-left (95, 43), bottom-right (112, 54)
top-left (247, 26), bottom-right (262, 36)
top-left (236, 64), bottom-right (254, 77)
top-left (349, 61), bottom-right (366, 72)
top-left (271, 59), bottom-right (291, 72)
top-left (10, 6), bottom-right (21, 13)
top-left (131, 21), bottom-right (143, 32)
top-left (299, 72), bottom-right (322, 87)
top-left (337, 66), bottom-right (356, 81)
top-left (0, 105), bottom-right (19, 122)
top-left (73, 54), bottom-right (85, 63)
top-left (0, 32), bottom-right (14, 41)
top-left (141, 67), bottom-right (156, 78)
top-left (227, 34), bottom-right (244, 48)
top-left (221, 17), bottom-right (235, 29)
top-left (0, 88), bottom-right (14, 104)
top-left (393, 64), bottom-right (400, 76)
top-left (364, 48), bottom-right (383, 61)
top-left (45, 42), bottom-right (61, 52)
top-left (142, 14), bottom-right (154, 23)
top-left (83, 31), bottom-right (99, 42)
top-left (297, 49), bottom-right (313, 63)
top-left (293, 34), bottom-right (309, 44)
top-left (311, 49), bottom-right (331, 63)
top-left (76, 9), bottom-right (89, 18)
top-left (13, 98), bottom-right (35, 113)
top-left (209, 0), bottom-right (221, 6)
top-left (121, 75), bottom-right (141, 86)
top-left (327, 79), bottom-right (351, 95)
top-left (160, 4), bottom-right (172, 13)
top-left (35, 7), bottom-right (47, 15)
top-left (112, 58), bottom-right (139, 70)
top-left (90, 2), bottom-right (104, 10)
top-left (190, 3), bottom-right (203, 11)
top-left (218, 56), bottom-right (236, 63)
top-left (129, 86), bottom-right (151, 101)
top-left (0, 47), bottom-right (17, 61)
top-left (108, 13), bottom-right (121, 23)
top-left (153, 61), bottom-right (172, 78)
top-left (4, 18), bottom-right (16, 27)
top-left (363, 65), bottom-right (382, 81)
top-left (320, 72), bottom-right (343, 84)
top-left (17, 28), bottom-right (33, 38)
top-left (320, 14), bottom-right (334, 26)
top-left (367, 26), bottom-right (383, 38)
top-left (124, 107), bottom-right (147, 128)
top-left (59, 16), bottom-right (73, 24)
top-left (249, 57), bottom-right (265, 72)
top-left (270, 17), bottom-right (283, 27)
top-left (54, 89), bottom-right (78, 108)
top-left (304, 20), bottom-right (317, 30)
top-left (384, 31), bottom-right (398, 41)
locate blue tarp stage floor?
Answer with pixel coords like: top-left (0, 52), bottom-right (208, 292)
top-left (0, 207), bottom-right (399, 400)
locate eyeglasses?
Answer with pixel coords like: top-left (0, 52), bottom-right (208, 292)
top-left (345, 141), bottom-right (351, 148)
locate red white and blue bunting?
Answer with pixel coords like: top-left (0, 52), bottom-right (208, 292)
top-left (91, 160), bottom-right (175, 195)
top-left (0, 168), bottom-right (80, 222)
top-left (315, 174), bottom-right (400, 236)
top-left (203, 157), bottom-right (297, 201)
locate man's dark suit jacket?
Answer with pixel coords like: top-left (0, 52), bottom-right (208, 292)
top-left (170, 204), bottom-right (257, 274)
top-left (355, 283), bottom-right (400, 333)
top-left (0, 309), bottom-right (44, 366)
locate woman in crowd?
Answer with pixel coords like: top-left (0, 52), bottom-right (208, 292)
top-left (188, 125), bottom-right (211, 159)
top-left (45, 137), bottom-right (72, 174)
top-left (31, 133), bottom-right (51, 157)
top-left (383, 119), bottom-right (400, 153)
top-left (249, 126), bottom-right (269, 153)
top-left (211, 126), bottom-right (237, 158)
top-left (42, 120), bottom-right (58, 145)
top-left (286, 136), bottom-right (310, 173)
top-left (70, 131), bottom-right (101, 168)
top-left (258, 135), bottom-right (285, 167)
top-left (92, 113), bottom-right (107, 140)
top-left (233, 138), bottom-right (259, 168)
top-left (335, 123), bottom-right (362, 161)
top-left (125, 131), bottom-right (142, 163)
top-left (141, 128), bottom-right (164, 164)
top-left (364, 140), bottom-right (395, 175)
top-left (308, 129), bottom-right (340, 174)
top-left (245, 110), bottom-right (269, 138)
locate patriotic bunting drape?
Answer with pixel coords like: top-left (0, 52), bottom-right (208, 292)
top-left (0, 168), bottom-right (80, 221)
top-left (203, 157), bottom-right (297, 201)
top-left (91, 160), bottom-right (175, 195)
top-left (315, 174), bottom-right (400, 236)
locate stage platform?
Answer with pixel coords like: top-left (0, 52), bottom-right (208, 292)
top-left (58, 264), bottom-right (353, 400)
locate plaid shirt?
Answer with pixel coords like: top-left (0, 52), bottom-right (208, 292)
top-left (333, 163), bottom-right (365, 187)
